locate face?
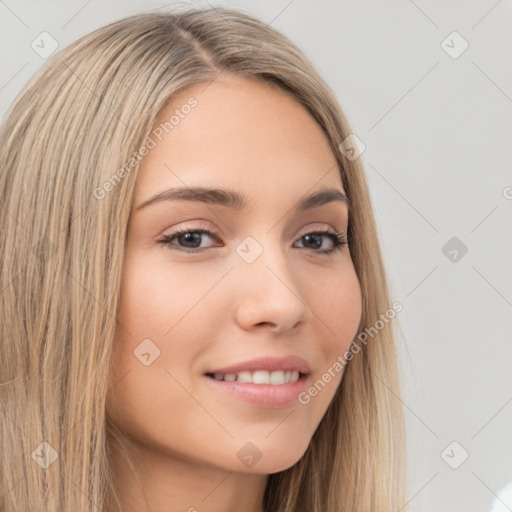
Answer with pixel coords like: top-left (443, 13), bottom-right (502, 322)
top-left (106, 75), bottom-right (362, 475)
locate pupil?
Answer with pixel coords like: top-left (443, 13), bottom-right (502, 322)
top-left (181, 233), bottom-right (201, 247)
top-left (304, 234), bottom-right (322, 249)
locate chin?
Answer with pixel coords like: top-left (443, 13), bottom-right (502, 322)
top-left (234, 441), bottom-right (310, 475)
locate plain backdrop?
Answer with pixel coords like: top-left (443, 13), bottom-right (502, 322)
top-left (1, 1), bottom-right (511, 511)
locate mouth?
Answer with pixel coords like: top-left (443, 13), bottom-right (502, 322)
top-left (204, 370), bottom-right (306, 385)
top-left (202, 355), bottom-right (311, 408)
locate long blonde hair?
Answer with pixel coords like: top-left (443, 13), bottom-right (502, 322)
top-left (0, 7), bottom-right (405, 511)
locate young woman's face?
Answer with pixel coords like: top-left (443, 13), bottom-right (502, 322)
top-left (107, 75), bottom-right (362, 474)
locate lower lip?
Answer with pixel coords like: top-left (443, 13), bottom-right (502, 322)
top-left (203, 374), bottom-right (309, 408)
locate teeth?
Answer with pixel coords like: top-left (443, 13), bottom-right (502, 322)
top-left (210, 370), bottom-right (300, 385)
top-left (270, 371), bottom-right (284, 385)
top-left (237, 371), bottom-right (252, 383)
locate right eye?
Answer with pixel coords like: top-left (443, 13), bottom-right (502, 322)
top-left (157, 228), bottom-right (220, 253)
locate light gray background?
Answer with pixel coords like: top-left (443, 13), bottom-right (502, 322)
top-left (1, 1), bottom-right (511, 510)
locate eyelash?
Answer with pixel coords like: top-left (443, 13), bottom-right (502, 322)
top-left (157, 228), bottom-right (348, 255)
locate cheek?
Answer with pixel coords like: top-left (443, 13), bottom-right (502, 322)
top-left (106, 267), bottom-right (213, 453)
top-left (117, 253), bottom-right (218, 337)
top-left (308, 264), bottom-right (362, 357)
top-left (110, 253), bottom-right (227, 407)
top-left (302, 265), bottom-right (362, 404)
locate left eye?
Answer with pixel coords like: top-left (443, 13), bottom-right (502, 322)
top-left (157, 228), bottom-right (347, 255)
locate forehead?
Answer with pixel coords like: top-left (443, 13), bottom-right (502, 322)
top-left (134, 76), bottom-right (344, 205)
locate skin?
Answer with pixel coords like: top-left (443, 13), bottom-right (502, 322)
top-left (106, 74), bottom-right (362, 512)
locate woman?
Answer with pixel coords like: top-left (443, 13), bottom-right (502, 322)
top-left (0, 7), bottom-right (405, 512)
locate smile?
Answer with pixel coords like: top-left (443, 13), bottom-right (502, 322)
top-left (205, 370), bottom-right (301, 385)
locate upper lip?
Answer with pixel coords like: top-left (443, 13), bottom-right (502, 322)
top-left (206, 355), bottom-right (311, 375)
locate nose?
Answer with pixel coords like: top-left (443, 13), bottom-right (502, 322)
top-left (233, 243), bottom-right (310, 334)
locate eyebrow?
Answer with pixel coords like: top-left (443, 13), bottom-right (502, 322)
top-left (136, 186), bottom-right (350, 213)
